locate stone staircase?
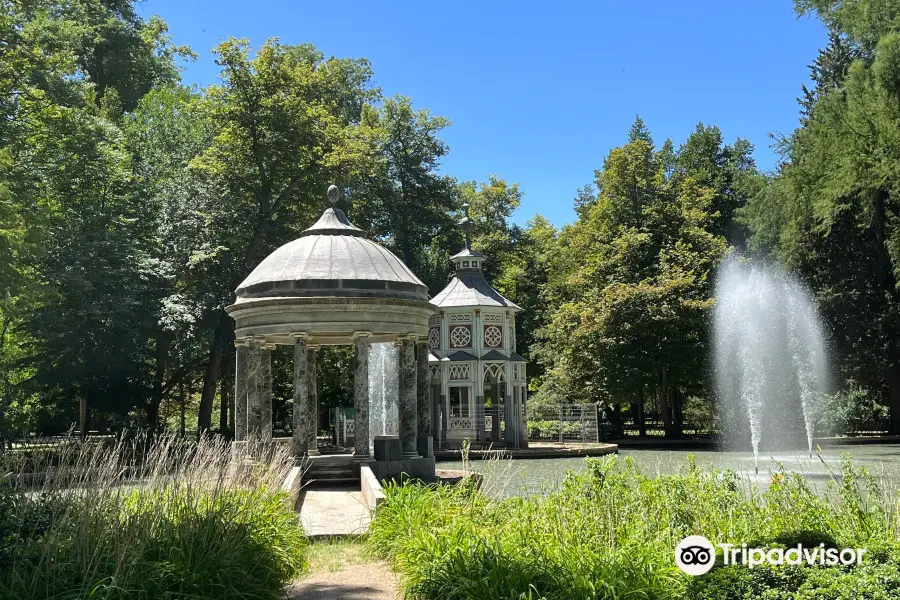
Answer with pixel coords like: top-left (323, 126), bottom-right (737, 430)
top-left (302, 454), bottom-right (357, 488)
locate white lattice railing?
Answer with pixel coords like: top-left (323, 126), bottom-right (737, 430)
top-left (449, 417), bottom-right (472, 430)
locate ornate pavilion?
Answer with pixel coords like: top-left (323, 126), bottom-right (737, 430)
top-left (428, 205), bottom-right (528, 449)
top-left (226, 186), bottom-right (528, 481)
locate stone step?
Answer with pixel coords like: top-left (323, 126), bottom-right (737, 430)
top-left (302, 477), bottom-right (360, 488)
top-left (306, 468), bottom-right (355, 477)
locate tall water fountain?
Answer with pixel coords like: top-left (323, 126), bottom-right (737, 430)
top-left (368, 342), bottom-right (399, 454)
top-left (713, 257), bottom-right (829, 473)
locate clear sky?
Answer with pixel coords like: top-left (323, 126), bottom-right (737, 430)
top-left (138, 1), bottom-right (827, 228)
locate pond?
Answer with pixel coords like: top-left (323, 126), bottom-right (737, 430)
top-left (439, 444), bottom-right (900, 498)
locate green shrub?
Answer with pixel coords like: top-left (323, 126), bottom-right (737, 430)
top-left (370, 454), bottom-right (900, 600)
top-left (0, 435), bottom-right (307, 599)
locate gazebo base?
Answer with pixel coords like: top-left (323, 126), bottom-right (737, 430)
top-left (366, 455), bottom-right (436, 482)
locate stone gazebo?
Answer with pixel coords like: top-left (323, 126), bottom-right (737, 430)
top-left (226, 185), bottom-right (437, 480)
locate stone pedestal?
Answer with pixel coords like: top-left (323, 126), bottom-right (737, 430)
top-left (368, 455), bottom-right (436, 483)
top-left (353, 333), bottom-right (371, 460)
top-left (417, 435), bottom-right (434, 459)
top-left (374, 435), bottom-right (403, 461)
top-left (399, 338), bottom-right (418, 457)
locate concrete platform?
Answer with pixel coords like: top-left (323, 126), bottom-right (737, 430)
top-left (298, 486), bottom-right (371, 539)
top-left (434, 442), bottom-right (618, 461)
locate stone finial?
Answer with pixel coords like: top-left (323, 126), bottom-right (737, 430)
top-left (458, 203), bottom-right (474, 251)
top-left (327, 184), bottom-right (340, 205)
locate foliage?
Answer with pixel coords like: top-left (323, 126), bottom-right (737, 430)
top-left (743, 0), bottom-right (900, 432)
top-left (0, 434), bottom-right (306, 599)
top-left (535, 121), bottom-right (757, 435)
top-left (370, 455), bottom-right (900, 600)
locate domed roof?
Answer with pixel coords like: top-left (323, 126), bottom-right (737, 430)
top-left (234, 186), bottom-right (428, 303)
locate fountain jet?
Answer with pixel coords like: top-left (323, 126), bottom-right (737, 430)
top-left (714, 257), bottom-right (829, 471)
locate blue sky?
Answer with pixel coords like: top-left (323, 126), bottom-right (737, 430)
top-left (139, 1), bottom-right (827, 228)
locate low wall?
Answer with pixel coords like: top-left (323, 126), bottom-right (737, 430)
top-left (360, 465), bottom-right (385, 511)
top-left (281, 465), bottom-right (304, 510)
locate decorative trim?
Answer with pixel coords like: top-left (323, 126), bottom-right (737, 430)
top-left (449, 325), bottom-right (472, 348)
top-left (449, 418), bottom-right (472, 430)
top-left (449, 364), bottom-right (470, 380)
top-left (428, 327), bottom-right (440, 349)
top-left (448, 313), bottom-right (472, 323)
top-left (352, 331), bottom-right (373, 340)
top-left (483, 362), bottom-right (505, 382)
top-left (483, 325), bottom-right (503, 347)
top-left (484, 314), bottom-right (503, 323)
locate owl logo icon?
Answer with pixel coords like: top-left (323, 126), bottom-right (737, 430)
top-left (675, 536), bottom-right (715, 575)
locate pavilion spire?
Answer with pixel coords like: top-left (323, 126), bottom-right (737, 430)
top-left (459, 203), bottom-right (474, 251)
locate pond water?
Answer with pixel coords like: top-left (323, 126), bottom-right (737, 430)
top-left (439, 445), bottom-right (900, 498)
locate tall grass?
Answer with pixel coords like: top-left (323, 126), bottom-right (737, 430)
top-left (369, 454), bottom-right (900, 600)
top-left (0, 434), bottom-right (307, 599)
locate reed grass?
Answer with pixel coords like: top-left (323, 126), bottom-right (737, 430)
top-left (0, 434), bottom-right (307, 599)
top-left (369, 453), bottom-right (900, 600)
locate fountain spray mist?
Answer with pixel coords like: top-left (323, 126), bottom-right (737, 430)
top-left (714, 257), bottom-right (829, 472)
top-left (368, 342), bottom-right (399, 454)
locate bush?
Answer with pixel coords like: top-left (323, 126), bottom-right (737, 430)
top-left (0, 435), bottom-right (307, 599)
top-left (369, 454), bottom-right (900, 600)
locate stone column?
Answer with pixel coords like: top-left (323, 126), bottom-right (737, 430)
top-left (260, 342), bottom-right (274, 441)
top-left (416, 342), bottom-right (433, 457)
top-left (292, 335), bottom-right (308, 457)
top-left (504, 365), bottom-right (516, 447)
top-left (234, 340), bottom-right (249, 442)
top-left (399, 337), bottom-right (418, 457)
top-left (308, 346), bottom-right (319, 456)
top-left (353, 332), bottom-right (372, 460)
top-left (416, 342), bottom-right (431, 436)
top-left (490, 379), bottom-right (501, 442)
top-left (247, 340), bottom-right (263, 438)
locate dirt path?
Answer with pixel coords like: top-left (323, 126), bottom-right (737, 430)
top-left (286, 541), bottom-right (399, 600)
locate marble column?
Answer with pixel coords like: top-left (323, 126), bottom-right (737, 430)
top-left (292, 335), bottom-right (308, 457)
top-left (416, 342), bottom-right (431, 436)
top-left (234, 341), bottom-right (249, 442)
top-left (260, 343), bottom-right (274, 441)
top-left (307, 346), bottom-right (319, 456)
top-left (247, 341), bottom-right (262, 438)
top-left (399, 337), bottom-right (418, 457)
top-left (353, 332), bottom-right (371, 460)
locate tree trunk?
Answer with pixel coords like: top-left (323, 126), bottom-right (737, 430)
top-left (79, 395), bottom-right (90, 439)
top-left (197, 315), bottom-right (228, 434)
top-left (871, 189), bottom-right (900, 432)
top-left (219, 366), bottom-right (230, 435)
top-left (179, 382), bottom-right (186, 436)
top-left (672, 386), bottom-right (683, 433)
top-left (887, 365), bottom-right (900, 435)
top-left (658, 366), bottom-right (676, 438)
top-left (635, 388), bottom-right (646, 437)
top-left (148, 331), bottom-right (170, 432)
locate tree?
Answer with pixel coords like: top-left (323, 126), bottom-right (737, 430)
top-left (538, 119), bottom-right (737, 437)
top-left (744, 0), bottom-right (900, 432)
top-left (186, 38), bottom-right (377, 432)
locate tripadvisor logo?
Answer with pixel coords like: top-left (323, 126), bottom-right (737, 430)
top-left (675, 536), bottom-right (867, 576)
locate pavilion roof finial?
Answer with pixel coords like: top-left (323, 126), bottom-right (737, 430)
top-left (458, 203), bottom-right (473, 251)
top-left (327, 184), bottom-right (341, 206)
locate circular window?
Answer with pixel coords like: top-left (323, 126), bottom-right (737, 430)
top-left (484, 325), bottom-right (502, 347)
top-left (450, 326), bottom-right (471, 347)
top-left (428, 327), bottom-right (440, 349)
